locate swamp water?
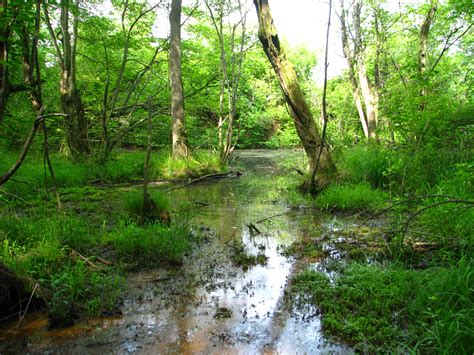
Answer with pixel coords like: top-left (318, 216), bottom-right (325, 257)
top-left (1, 150), bottom-right (356, 354)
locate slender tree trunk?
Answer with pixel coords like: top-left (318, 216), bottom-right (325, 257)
top-left (0, 0), bottom-right (10, 123)
top-left (169, 0), bottom-right (188, 159)
top-left (254, 0), bottom-right (335, 179)
top-left (340, 0), bottom-right (379, 142)
top-left (352, 0), bottom-right (378, 142)
top-left (339, 1), bottom-right (368, 138)
top-left (419, 0), bottom-right (437, 109)
top-left (356, 59), bottom-right (378, 141)
top-left (311, 0), bottom-right (332, 189)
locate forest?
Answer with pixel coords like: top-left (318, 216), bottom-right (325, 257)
top-left (0, 0), bottom-right (472, 353)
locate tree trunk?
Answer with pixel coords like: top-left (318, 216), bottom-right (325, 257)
top-left (339, 0), bottom-right (368, 138)
top-left (419, 0), bottom-right (437, 109)
top-left (169, 0), bottom-right (189, 159)
top-left (253, 0), bottom-right (335, 178)
top-left (0, 0), bottom-right (10, 123)
top-left (356, 59), bottom-right (378, 141)
top-left (340, 0), bottom-right (379, 142)
top-left (353, 0), bottom-right (378, 142)
top-left (43, 0), bottom-right (89, 158)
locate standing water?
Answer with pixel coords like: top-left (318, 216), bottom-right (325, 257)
top-left (0, 150), bottom-right (352, 354)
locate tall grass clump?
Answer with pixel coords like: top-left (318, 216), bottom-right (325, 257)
top-left (405, 163), bottom-right (474, 255)
top-left (123, 190), bottom-right (170, 224)
top-left (104, 220), bottom-right (191, 266)
top-left (338, 144), bottom-right (390, 188)
top-left (316, 183), bottom-right (387, 211)
top-left (153, 150), bottom-right (222, 179)
top-left (0, 215), bottom-right (121, 327)
top-left (409, 257), bottom-right (474, 353)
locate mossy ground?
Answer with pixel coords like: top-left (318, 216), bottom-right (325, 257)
top-left (0, 150), bottom-right (221, 328)
top-left (281, 147), bottom-right (473, 353)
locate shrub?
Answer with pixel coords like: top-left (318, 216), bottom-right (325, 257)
top-left (153, 150), bottom-right (222, 179)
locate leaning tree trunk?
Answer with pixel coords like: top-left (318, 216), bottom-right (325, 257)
top-left (356, 58), bottom-right (378, 141)
top-left (169, 0), bottom-right (189, 159)
top-left (253, 0), bottom-right (335, 179)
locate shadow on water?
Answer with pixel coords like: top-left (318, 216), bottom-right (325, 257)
top-left (0, 149), bottom-right (353, 354)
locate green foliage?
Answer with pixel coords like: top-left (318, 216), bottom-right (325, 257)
top-left (0, 214), bottom-right (121, 326)
top-left (123, 189), bottom-right (170, 223)
top-left (103, 221), bottom-right (191, 267)
top-left (411, 163), bottom-right (474, 254)
top-left (338, 144), bottom-right (390, 188)
top-left (289, 258), bottom-right (474, 353)
top-left (316, 183), bottom-right (387, 211)
top-left (153, 150), bottom-right (222, 179)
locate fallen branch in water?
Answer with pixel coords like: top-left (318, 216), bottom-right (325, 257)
top-left (248, 223), bottom-right (261, 236)
top-left (255, 212), bottom-right (288, 224)
top-left (95, 256), bottom-right (114, 266)
top-left (165, 171), bottom-right (242, 192)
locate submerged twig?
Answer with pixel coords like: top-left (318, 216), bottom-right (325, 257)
top-left (255, 212), bottom-right (288, 224)
top-left (17, 283), bottom-right (39, 327)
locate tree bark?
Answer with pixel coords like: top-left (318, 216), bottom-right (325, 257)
top-left (340, 0), bottom-right (379, 142)
top-left (44, 0), bottom-right (90, 158)
top-left (0, 0), bottom-right (11, 123)
top-left (169, 0), bottom-right (189, 159)
top-left (418, 0), bottom-right (437, 109)
top-left (253, 0), bottom-right (335, 178)
top-left (339, 0), bottom-right (368, 138)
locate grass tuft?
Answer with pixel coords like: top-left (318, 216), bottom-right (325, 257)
top-left (316, 183), bottom-right (387, 211)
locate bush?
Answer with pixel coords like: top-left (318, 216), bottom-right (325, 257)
top-left (316, 183), bottom-right (387, 211)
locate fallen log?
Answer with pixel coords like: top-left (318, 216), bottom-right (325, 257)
top-left (166, 171), bottom-right (242, 192)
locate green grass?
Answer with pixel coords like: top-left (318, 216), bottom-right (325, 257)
top-left (316, 183), bottom-right (387, 211)
top-left (0, 181), bottom-right (192, 327)
top-left (152, 150), bottom-right (222, 179)
top-left (288, 258), bottom-right (474, 353)
top-left (103, 220), bottom-right (191, 267)
top-left (338, 144), bottom-right (390, 188)
top-left (0, 149), bottom-right (224, 197)
top-left (123, 189), bottom-right (170, 223)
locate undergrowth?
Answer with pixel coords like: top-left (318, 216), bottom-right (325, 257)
top-left (316, 183), bottom-right (387, 211)
top-left (288, 258), bottom-right (473, 353)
